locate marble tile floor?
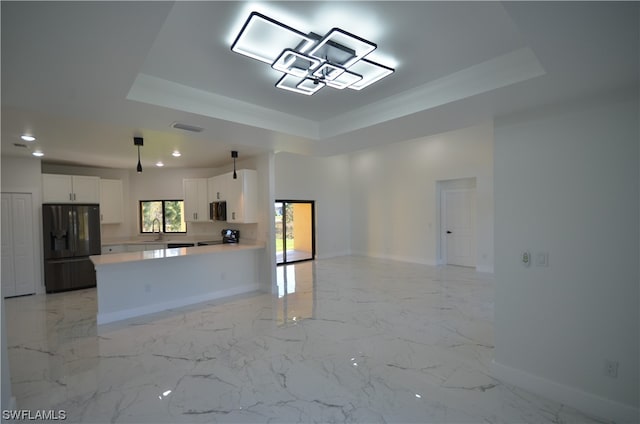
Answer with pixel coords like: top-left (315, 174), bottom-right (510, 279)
top-left (4, 256), bottom-right (607, 423)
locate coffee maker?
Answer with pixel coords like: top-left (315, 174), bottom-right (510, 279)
top-left (221, 229), bottom-right (240, 244)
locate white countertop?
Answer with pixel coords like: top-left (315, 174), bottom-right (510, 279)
top-left (90, 242), bottom-right (265, 266)
top-left (101, 237), bottom-right (222, 246)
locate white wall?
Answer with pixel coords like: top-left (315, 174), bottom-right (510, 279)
top-left (1, 298), bottom-right (14, 411)
top-left (1, 156), bottom-right (44, 293)
top-left (275, 152), bottom-right (351, 259)
top-left (349, 122), bottom-right (494, 270)
top-left (219, 153), bottom-right (276, 293)
top-left (493, 92), bottom-right (639, 422)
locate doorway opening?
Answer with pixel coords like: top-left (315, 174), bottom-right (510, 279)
top-left (437, 178), bottom-right (477, 267)
top-left (275, 200), bottom-right (315, 265)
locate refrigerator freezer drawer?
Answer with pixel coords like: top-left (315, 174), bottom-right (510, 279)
top-left (45, 257), bottom-right (96, 293)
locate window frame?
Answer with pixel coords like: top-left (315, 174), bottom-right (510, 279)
top-left (139, 199), bottom-right (187, 234)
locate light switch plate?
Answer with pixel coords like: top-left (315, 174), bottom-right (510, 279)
top-left (536, 252), bottom-right (549, 267)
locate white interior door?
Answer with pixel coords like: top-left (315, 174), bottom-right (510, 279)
top-left (442, 188), bottom-right (476, 267)
top-left (1, 194), bottom-right (16, 297)
top-left (1, 193), bottom-right (36, 297)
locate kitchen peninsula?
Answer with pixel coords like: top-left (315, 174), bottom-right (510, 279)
top-left (90, 242), bottom-right (265, 324)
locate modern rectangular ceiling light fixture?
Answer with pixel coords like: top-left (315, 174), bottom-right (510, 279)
top-left (231, 11), bottom-right (394, 95)
top-left (308, 28), bottom-right (376, 67)
top-left (276, 74), bottom-right (325, 96)
top-left (231, 12), bottom-right (315, 64)
top-left (312, 63), bottom-right (346, 81)
top-left (325, 70), bottom-right (363, 90)
top-left (346, 59), bottom-right (395, 90)
top-left (272, 49), bottom-right (321, 78)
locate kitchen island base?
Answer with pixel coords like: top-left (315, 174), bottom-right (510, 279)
top-left (91, 244), bottom-right (265, 325)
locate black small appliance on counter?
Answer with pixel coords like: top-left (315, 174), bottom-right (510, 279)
top-left (221, 229), bottom-right (239, 244)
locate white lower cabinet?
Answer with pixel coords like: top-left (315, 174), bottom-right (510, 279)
top-left (102, 245), bottom-right (126, 254)
top-left (103, 244), bottom-right (165, 254)
top-left (125, 244), bottom-right (164, 252)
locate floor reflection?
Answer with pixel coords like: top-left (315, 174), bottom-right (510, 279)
top-left (276, 261), bottom-right (315, 325)
top-left (276, 249), bottom-right (313, 263)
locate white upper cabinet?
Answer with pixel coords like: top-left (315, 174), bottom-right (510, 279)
top-left (42, 174), bottom-right (100, 203)
top-left (226, 169), bottom-right (258, 224)
top-left (208, 174), bottom-right (228, 203)
top-left (183, 178), bottom-right (209, 222)
top-left (99, 179), bottom-right (123, 224)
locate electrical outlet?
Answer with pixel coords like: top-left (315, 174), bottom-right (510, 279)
top-left (605, 360), bottom-right (619, 378)
top-left (522, 251), bottom-right (531, 267)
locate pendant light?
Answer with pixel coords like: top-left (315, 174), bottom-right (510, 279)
top-left (134, 137), bottom-right (144, 173)
top-left (231, 150), bottom-right (238, 179)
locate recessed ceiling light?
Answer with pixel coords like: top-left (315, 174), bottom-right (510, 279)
top-left (32, 151), bottom-right (44, 157)
top-left (172, 150), bottom-right (181, 157)
top-left (156, 161), bottom-right (164, 167)
top-left (21, 135), bottom-right (36, 142)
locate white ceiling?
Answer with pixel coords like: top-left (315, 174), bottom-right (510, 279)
top-left (1, 1), bottom-right (638, 169)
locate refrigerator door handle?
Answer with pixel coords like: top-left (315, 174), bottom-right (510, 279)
top-left (68, 209), bottom-right (75, 253)
top-left (73, 210), bottom-right (79, 254)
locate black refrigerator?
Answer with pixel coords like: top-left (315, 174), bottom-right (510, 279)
top-left (43, 204), bottom-right (101, 293)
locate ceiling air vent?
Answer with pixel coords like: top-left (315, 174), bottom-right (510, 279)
top-left (171, 122), bottom-right (204, 133)
top-left (13, 143), bottom-right (28, 149)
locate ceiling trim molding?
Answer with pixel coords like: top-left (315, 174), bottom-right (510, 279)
top-left (127, 73), bottom-right (320, 139)
top-left (317, 47), bottom-right (546, 140)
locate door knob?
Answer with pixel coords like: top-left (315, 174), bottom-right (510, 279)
top-left (446, 231), bottom-right (452, 234)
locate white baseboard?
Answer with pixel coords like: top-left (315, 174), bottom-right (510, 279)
top-left (476, 264), bottom-right (494, 273)
top-left (316, 250), bottom-right (351, 260)
top-left (491, 359), bottom-right (639, 424)
top-left (97, 283), bottom-right (261, 325)
top-left (350, 251), bottom-right (438, 266)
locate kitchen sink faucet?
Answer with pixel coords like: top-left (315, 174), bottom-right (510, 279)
top-left (151, 218), bottom-right (163, 241)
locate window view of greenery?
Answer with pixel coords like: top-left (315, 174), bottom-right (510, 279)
top-left (274, 202), bottom-right (294, 252)
top-left (140, 200), bottom-right (186, 233)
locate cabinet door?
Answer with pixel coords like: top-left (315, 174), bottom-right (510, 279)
top-left (207, 176), bottom-right (217, 204)
top-left (102, 245), bottom-right (126, 254)
top-left (210, 174), bottom-right (228, 202)
top-left (226, 170), bottom-right (257, 224)
top-left (72, 176), bottom-right (100, 203)
top-left (183, 179), bottom-right (208, 222)
top-left (126, 244), bottom-right (147, 252)
top-left (100, 179), bottom-right (123, 223)
top-left (226, 172), bottom-right (243, 223)
top-left (42, 174), bottom-right (73, 203)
